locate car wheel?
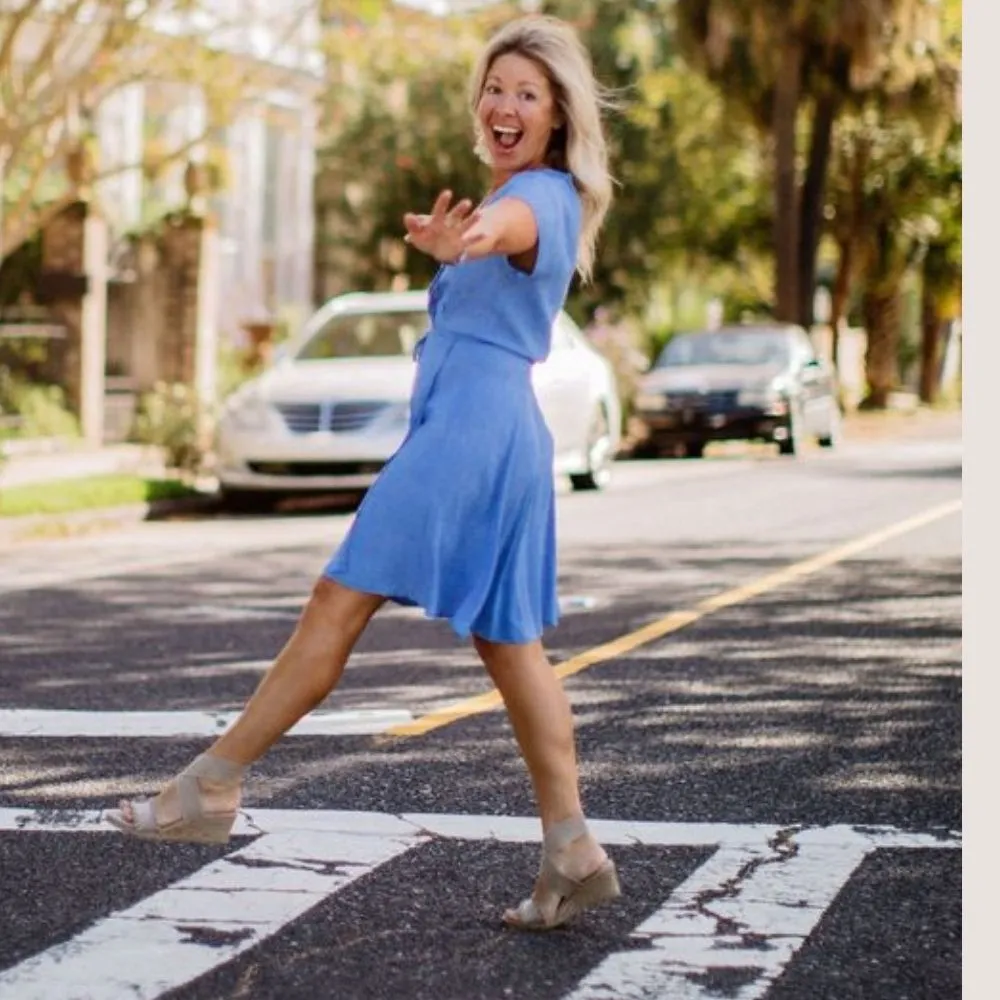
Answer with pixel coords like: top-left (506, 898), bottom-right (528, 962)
top-left (569, 406), bottom-right (614, 491)
top-left (817, 399), bottom-right (842, 448)
top-left (778, 401), bottom-right (804, 456)
top-left (219, 487), bottom-right (276, 513)
top-left (682, 441), bottom-right (706, 459)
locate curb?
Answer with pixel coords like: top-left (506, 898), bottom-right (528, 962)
top-left (0, 492), bottom-right (220, 547)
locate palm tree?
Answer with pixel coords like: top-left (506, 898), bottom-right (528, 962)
top-left (674, 0), bottom-right (927, 325)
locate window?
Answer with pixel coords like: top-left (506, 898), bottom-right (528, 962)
top-left (295, 311), bottom-right (430, 360)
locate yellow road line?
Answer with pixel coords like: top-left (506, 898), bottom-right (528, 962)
top-left (385, 498), bottom-right (962, 739)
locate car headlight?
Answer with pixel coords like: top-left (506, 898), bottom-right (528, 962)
top-left (221, 394), bottom-right (272, 432)
top-left (635, 392), bottom-right (668, 412)
top-left (737, 386), bottom-right (788, 414)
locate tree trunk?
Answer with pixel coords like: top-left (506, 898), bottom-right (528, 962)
top-left (772, 35), bottom-right (803, 322)
top-left (796, 81), bottom-right (842, 327)
top-left (860, 286), bottom-right (901, 410)
top-left (919, 288), bottom-right (944, 405)
top-left (829, 235), bottom-right (854, 368)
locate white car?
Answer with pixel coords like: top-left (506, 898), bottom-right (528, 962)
top-left (215, 289), bottom-right (621, 508)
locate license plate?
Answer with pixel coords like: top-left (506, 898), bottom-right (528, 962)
top-left (709, 414), bottom-right (727, 429)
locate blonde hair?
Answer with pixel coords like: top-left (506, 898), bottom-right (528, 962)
top-left (469, 14), bottom-right (615, 283)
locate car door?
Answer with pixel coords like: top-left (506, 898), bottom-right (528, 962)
top-left (532, 316), bottom-right (586, 457)
top-left (792, 332), bottom-right (834, 434)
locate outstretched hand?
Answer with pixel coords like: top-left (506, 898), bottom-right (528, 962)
top-left (403, 190), bottom-right (486, 264)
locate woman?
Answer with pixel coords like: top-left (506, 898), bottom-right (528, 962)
top-left (107, 13), bottom-right (620, 932)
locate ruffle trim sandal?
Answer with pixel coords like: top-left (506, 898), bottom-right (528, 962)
top-left (104, 752), bottom-right (245, 845)
top-left (503, 816), bottom-right (621, 931)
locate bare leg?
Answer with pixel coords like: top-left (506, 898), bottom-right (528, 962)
top-left (120, 578), bottom-right (384, 826)
top-left (212, 577), bottom-right (384, 764)
top-left (474, 636), bottom-right (608, 918)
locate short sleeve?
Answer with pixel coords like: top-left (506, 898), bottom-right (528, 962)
top-left (497, 169), bottom-right (580, 279)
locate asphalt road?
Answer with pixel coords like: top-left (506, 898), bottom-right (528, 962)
top-left (0, 424), bottom-right (962, 1000)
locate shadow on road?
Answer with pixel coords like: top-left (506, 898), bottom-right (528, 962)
top-left (0, 539), bottom-right (961, 837)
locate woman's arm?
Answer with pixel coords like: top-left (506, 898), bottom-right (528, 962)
top-left (403, 189), bottom-right (539, 264)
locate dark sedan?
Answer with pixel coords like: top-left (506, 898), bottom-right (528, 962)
top-left (633, 323), bottom-right (841, 458)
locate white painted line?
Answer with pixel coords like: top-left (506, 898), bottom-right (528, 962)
top-left (0, 810), bottom-right (961, 1000)
top-left (0, 708), bottom-right (412, 738)
top-left (0, 808), bottom-right (962, 848)
top-left (0, 829), bottom-right (420, 1000)
top-left (566, 835), bottom-right (882, 1000)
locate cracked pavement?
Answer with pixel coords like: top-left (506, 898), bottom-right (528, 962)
top-left (0, 429), bottom-right (962, 999)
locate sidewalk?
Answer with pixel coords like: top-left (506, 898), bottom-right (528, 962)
top-left (0, 440), bottom-right (213, 547)
top-left (0, 439), bottom-right (168, 489)
top-left (0, 406), bottom-right (961, 547)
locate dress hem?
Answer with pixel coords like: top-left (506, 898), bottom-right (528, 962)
top-left (322, 566), bottom-right (556, 646)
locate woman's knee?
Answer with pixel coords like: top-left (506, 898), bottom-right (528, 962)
top-left (474, 635), bottom-right (546, 676)
top-left (303, 576), bottom-right (383, 637)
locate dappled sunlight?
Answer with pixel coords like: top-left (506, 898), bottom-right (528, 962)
top-left (0, 534), bottom-right (959, 831)
top-left (816, 766), bottom-right (951, 793)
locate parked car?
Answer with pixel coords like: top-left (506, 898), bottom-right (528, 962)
top-left (215, 289), bottom-right (622, 507)
top-left (633, 323), bottom-right (841, 458)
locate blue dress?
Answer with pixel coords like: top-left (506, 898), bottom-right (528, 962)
top-left (323, 168), bottom-right (582, 644)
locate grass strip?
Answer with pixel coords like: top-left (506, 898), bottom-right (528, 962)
top-left (0, 475), bottom-right (198, 518)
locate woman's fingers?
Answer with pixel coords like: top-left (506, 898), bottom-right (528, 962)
top-left (404, 193), bottom-right (483, 258)
top-left (457, 207), bottom-right (482, 231)
top-left (444, 199), bottom-right (474, 228)
top-left (430, 190), bottom-right (453, 223)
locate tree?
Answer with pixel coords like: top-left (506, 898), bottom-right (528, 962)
top-left (917, 122), bottom-right (960, 404)
top-left (315, 0), bottom-right (771, 332)
top-left (314, 3), bottom-right (496, 299)
top-left (541, 0), bottom-right (771, 321)
top-left (674, 0), bottom-right (937, 325)
top-left (0, 0), bottom-right (321, 258)
top-left (822, 1), bottom-right (959, 408)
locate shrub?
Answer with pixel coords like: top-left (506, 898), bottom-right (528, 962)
top-left (130, 381), bottom-right (206, 473)
top-left (0, 365), bottom-right (80, 440)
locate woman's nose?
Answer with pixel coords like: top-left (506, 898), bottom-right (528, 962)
top-left (495, 93), bottom-right (518, 115)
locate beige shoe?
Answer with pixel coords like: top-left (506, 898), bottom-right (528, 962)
top-left (503, 817), bottom-right (621, 931)
top-left (104, 752), bottom-right (245, 845)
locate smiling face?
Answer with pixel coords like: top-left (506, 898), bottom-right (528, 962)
top-left (476, 51), bottom-right (562, 182)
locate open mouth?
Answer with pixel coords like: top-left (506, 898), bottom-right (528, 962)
top-left (492, 125), bottom-right (523, 151)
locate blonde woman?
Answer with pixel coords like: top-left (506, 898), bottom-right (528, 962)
top-left (107, 14), bottom-right (620, 932)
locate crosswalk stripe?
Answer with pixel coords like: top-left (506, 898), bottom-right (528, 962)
top-left (566, 838), bottom-right (870, 1000)
top-left (0, 708), bottom-right (412, 738)
top-left (0, 828), bottom-right (420, 1000)
top-left (0, 808), bottom-right (961, 1000)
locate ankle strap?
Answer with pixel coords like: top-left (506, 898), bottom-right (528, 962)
top-left (182, 752), bottom-right (246, 783)
top-left (543, 816), bottom-right (588, 852)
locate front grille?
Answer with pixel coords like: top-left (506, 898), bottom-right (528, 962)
top-left (275, 401), bottom-right (390, 434)
top-left (667, 390), bottom-right (739, 411)
top-left (247, 461), bottom-right (385, 477)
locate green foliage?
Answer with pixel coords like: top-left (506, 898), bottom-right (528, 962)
top-left (316, 10), bottom-right (491, 296)
top-left (130, 381), bottom-right (205, 473)
top-left (544, 0), bottom-right (771, 317)
top-left (315, 0), bottom-right (771, 326)
top-left (0, 475), bottom-right (197, 519)
top-left (0, 366), bottom-right (80, 439)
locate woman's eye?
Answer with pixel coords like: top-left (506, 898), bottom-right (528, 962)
top-left (521, 92), bottom-right (537, 102)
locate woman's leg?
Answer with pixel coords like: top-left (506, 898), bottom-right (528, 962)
top-left (473, 636), bottom-right (608, 912)
top-left (119, 577), bottom-right (384, 826)
top-left (211, 577), bottom-right (385, 764)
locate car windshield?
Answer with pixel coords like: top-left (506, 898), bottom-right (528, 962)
top-left (293, 310), bottom-right (429, 360)
top-left (656, 330), bottom-right (790, 368)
